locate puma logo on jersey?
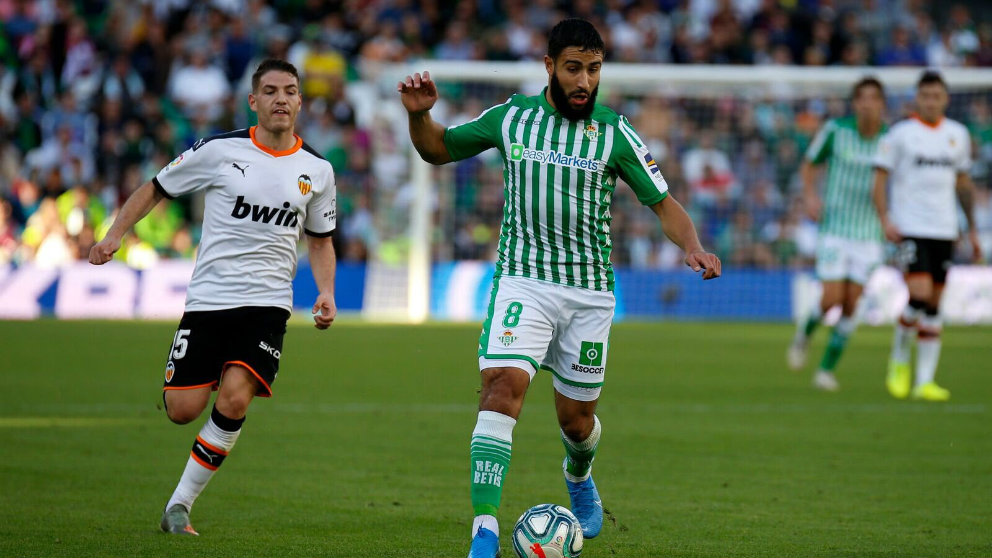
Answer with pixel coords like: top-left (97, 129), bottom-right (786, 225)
top-left (231, 196), bottom-right (299, 227)
top-left (232, 162), bottom-right (249, 176)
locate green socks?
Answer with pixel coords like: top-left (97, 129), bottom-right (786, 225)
top-left (470, 411), bottom-right (515, 517)
top-left (562, 415), bottom-right (601, 481)
top-left (819, 317), bottom-right (856, 373)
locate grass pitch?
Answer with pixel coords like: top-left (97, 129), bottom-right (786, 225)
top-left (0, 319), bottom-right (989, 557)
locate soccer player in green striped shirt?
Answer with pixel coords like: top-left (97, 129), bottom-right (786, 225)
top-left (787, 77), bottom-right (886, 391)
top-left (398, 18), bottom-right (720, 558)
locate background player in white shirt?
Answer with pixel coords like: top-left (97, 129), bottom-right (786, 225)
top-left (872, 70), bottom-right (982, 402)
top-left (89, 59), bottom-right (338, 534)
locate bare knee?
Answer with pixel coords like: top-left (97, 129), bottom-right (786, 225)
top-left (560, 414), bottom-right (595, 442)
top-left (555, 392), bottom-right (597, 441)
top-left (215, 366), bottom-right (259, 420)
top-left (479, 367), bottom-right (530, 418)
top-left (820, 285), bottom-right (842, 313)
top-left (164, 392), bottom-right (208, 425)
top-left (215, 389), bottom-right (252, 419)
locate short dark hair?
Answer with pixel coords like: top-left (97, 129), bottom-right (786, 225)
top-left (852, 76), bottom-right (884, 99)
top-left (251, 59), bottom-right (300, 92)
top-left (547, 18), bottom-right (605, 61)
top-left (917, 70), bottom-right (947, 91)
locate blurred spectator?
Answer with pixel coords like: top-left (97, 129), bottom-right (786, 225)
top-left (20, 198), bottom-right (73, 268)
top-left (0, 198), bottom-right (17, 264)
top-left (169, 46), bottom-right (231, 122)
top-left (101, 52), bottom-right (146, 109)
top-left (301, 36), bottom-right (347, 100)
top-left (947, 4), bottom-right (979, 59)
top-left (134, 200), bottom-right (184, 252)
top-left (877, 25), bottom-right (926, 66)
top-left (435, 20), bottom-right (478, 61)
top-left (61, 17), bottom-right (99, 100)
top-left (927, 30), bottom-right (964, 68)
top-left (682, 131), bottom-right (738, 208)
top-left (24, 125), bottom-right (96, 190)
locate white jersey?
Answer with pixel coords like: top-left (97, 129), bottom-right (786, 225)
top-left (154, 126), bottom-right (336, 312)
top-left (873, 116), bottom-right (971, 240)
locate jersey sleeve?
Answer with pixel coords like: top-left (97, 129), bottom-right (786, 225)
top-left (873, 128), bottom-right (899, 171)
top-left (442, 99), bottom-right (511, 162)
top-left (304, 165), bottom-right (336, 237)
top-left (612, 115), bottom-right (669, 206)
top-left (955, 127), bottom-right (972, 173)
top-left (153, 139), bottom-right (219, 198)
top-left (805, 120), bottom-right (835, 164)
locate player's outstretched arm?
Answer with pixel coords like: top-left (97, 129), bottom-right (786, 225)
top-left (88, 181), bottom-right (165, 265)
top-left (799, 160), bottom-right (823, 222)
top-left (955, 171), bottom-right (983, 263)
top-left (397, 71), bottom-right (452, 165)
top-left (872, 167), bottom-right (901, 243)
top-left (307, 234), bottom-right (337, 330)
top-left (650, 195), bottom-right (721, 280)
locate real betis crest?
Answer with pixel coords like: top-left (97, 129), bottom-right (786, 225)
top-left (584, 123), bottom-right (601, 141)
top-left (497, 330), bottom-right (518, 347)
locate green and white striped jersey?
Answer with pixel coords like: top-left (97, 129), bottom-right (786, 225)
top-left (805, 116), bottom-right (885, 242)
top-left (443, 88), bottom-right (669, 291)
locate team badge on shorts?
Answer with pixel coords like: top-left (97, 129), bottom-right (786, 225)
top-left (298, 174), bottom-right (312, 195)
top-left (165, 361), bottom-right (176, 383)
top-left (497, 330), bottom-right (518, 347)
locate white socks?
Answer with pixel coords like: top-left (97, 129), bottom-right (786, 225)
top-left (166, 407), bottom-right (243, 513)
top-left (916, 314), bottom-right (942, 387)
top-left (892, 305), bottom-right (921, 364)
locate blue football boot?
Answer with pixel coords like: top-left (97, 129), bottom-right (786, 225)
top-left (468, 526), bottom-right (501, 558)
top-left (564, 460), bottom-right (603, 538)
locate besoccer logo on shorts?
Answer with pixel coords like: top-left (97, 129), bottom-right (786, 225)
top-left (579, 341), bottom-right (603, 366)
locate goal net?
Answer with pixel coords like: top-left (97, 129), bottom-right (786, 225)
top-left (355, 63), bottom-right (992, 323)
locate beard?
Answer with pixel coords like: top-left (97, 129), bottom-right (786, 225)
top-left (549, 73), bottom-right (598, 121)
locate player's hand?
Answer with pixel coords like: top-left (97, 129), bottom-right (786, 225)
top-left (969, 229), bottom-right (984, 264)
top-left (312, 293), bottom-right (337, 330)
top-left (685, 250), bottom-right (722, 280)
top-left (397, 71), bottom-right (439, 114)
top-left (804, 193), bottom-right (822, 222)
top-left (883, 220), bottom-right (902, 243)
top-left (88, 236), bottom-right (121, 265)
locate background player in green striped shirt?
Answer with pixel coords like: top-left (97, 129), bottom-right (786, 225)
top-left (787, 77), bottom-right (886, 391)
top-left (398, 18), bottom-right (720, 558)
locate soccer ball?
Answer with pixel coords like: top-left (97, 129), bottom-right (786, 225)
top-left (511, 504), bottom-right (584, 558)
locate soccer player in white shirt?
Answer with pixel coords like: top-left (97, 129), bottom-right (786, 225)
top-left (89, 59), bottom-right (338, 534)
top-left (872, 70), bottom-right (982, 402)
top-left (399, 19), bottom-right (720, 558)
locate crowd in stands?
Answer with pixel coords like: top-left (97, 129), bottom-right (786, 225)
top-left (1, 0), bottom-right (991, 272)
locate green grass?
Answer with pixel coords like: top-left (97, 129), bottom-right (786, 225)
top-left (0, 320), bottom-right (990, 557)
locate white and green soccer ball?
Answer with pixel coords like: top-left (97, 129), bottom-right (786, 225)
top-left (511, 504), bottom-right (583, 558)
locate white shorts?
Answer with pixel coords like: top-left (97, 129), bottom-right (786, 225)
top-left (478, 275), bottom-right (615, 402)
top-left (815, 234), bottom-right (884, 285)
